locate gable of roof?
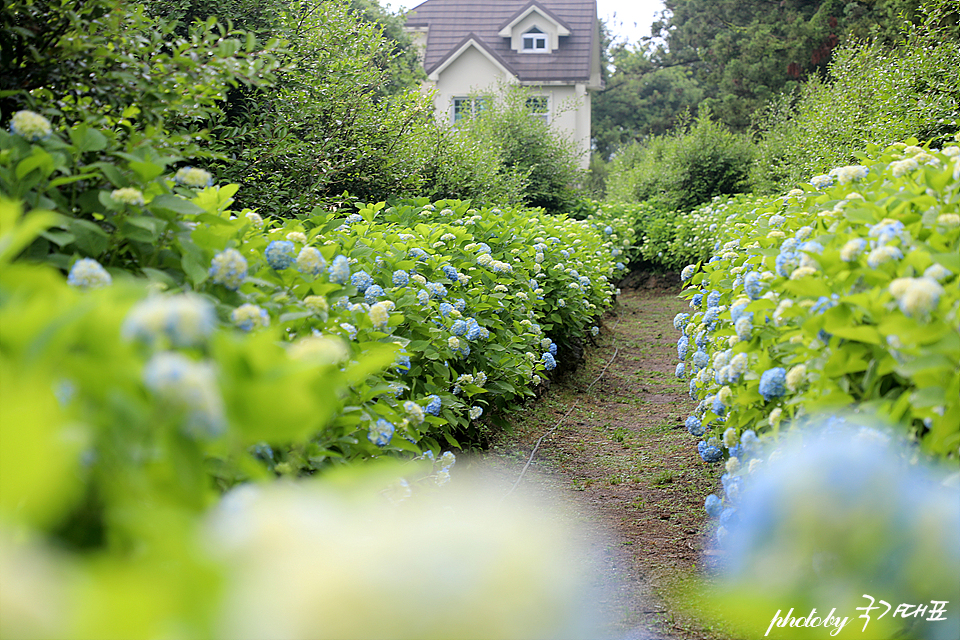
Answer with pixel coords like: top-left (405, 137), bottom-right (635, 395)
top-left (405, 0), bottom-right (597, 84)
top-left (497, 2), bottom-right (571, 37)
top-left (427, 34), bottom-right (517, 82)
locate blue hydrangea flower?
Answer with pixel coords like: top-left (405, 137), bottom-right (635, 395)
top-left (339, 322), bottom-right (358, 341)
top-left (417, 290), bottom-right (430, 305)
top-left (395, 353), bottom-right (411, 373)
top-left (451, 319), bottom-right (467, 336)
top-left (453, 298), bottom-right (466, 312)
top-left (351, 270), bottom-right (374, 292)
top-left (705, 494), bottom-right (722, 518)
top-left (441, 265), bottom-right (459, 281)
top-left (67, 258), bottom-right (112, 290)
top-left (758, 367), bottom-right (787, 401)
top-left (686, 415), bottom-right (704, 436)
top-left (695, 330), bottom-right (708, 348)
top-left (368, 418), bottom-right (394, 447)
top-left (476, 242), bottom-right (491, 254)
top-left (209, 249), bottom-right (247, 290)
top-left (675, 362), bottom-right (685, 378)
top-left (698, 439), bottom-right (723, 463)
top-left (231, 303), bottom-right (269, 331)
top-left (541, 352), bottom-right (557, 371)
top-left (775, 252), bottom-right (799, 277)
top-left (425, 394), bottom-right (442, 416)
top-left (426, 282), bottom-right (447, 298)
top-left (693, 349), bottom-right (709, 369)
top-left (674, 313), bottom-right (690, 331)
top-left (9, 110), bottom-right (53, 140)
top-left (811, 294), bottom-right (839, 315)
top-left (409, 247), bottom-right (428, 261)
top-left (703, 307), bottom-right (720, 330)
top-left (743, 272), bottom-right (764, 300)
top-left (265, 241), bottom-right (295, 270)
top-left (364, 284), bottom-right (385, 304)
top-left (712, 397), bottom-right (726, 416)
top-left (465, 318), bottom-right (482, 341)
top-left (681, 265), bottom-right (696, 281)
top-left (296, 247), bottom-right (326, 276)
top-left (392, 270), bottom-right (409, 287)
top-left (706, 290), bottom-right (721, 308)
top-left (439, 302), bottom-right (453, 316)
top-left (345, 213), bottom-right (363, 224)
top-left (328, 255), bottom-right (351, 284)
top-left (730, 299), bottom-right (752, 324)
top-left (548, 342), bottom-right (557, 356)
top-left (869, 219), bottom-right (906, 246)
top-left (691, 293), bottom-right (703, 309)
top-left (142, 352), bottom-right (225, 438)
top-left (122, 293), bottom-right (216, 348)
top-left (604, 225), bottom-right (614, 235)
top-left (677, 335), bottom-right (689, 360)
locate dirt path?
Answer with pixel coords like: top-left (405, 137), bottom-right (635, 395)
top-left (469, 280), bottom-right (729, 639)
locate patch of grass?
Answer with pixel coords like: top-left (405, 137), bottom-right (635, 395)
top-left (652, 470), bottom-right (676, 486)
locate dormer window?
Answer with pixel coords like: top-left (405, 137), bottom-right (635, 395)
top-left (521, 27), bottom-right (548, 53)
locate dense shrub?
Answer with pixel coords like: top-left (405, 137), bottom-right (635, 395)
top-left (1, 101), bottom-right (635, 634)
top-left (750, 0), bottom-right (960, 193)
top-left (672, 140), bottom-right (959, 471)
top-left (606, 111), bottom-right (755, 212)
top-left (670, 140), bottom-right (960, 639)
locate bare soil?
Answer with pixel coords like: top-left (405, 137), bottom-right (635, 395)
top-left (468, 275), bottom-right (731, 640)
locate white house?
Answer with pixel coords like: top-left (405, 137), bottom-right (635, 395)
top-left (404, 0), bottom-right (603, 168)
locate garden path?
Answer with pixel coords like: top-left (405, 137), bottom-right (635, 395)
top-left (469, 275), bottom-right (727, 640)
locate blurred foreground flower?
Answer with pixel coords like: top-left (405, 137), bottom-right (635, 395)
top-left (205, 478), bottom-right (602, 640)
top-left (711, 421), bottom-right (960, 640)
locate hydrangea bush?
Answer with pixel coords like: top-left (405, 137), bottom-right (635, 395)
top-left (670, 139), bottom-right (960, 532)
top-left (1, 108), bottom-right (633, 635)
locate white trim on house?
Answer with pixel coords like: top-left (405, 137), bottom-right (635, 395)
top-left (497, 5), bottom-right (570, 38)
top-left (427, 38), bottom-right (518, 83)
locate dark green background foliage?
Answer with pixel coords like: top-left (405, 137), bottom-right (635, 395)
top-left (750, 0), bottom-right (960, 192)
top-left (592, 0), bottom-right (924, 159)
top-left (2, 0), bottom-right (587, 218)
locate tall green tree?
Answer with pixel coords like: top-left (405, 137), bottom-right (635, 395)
top-left (649, 0), bottom-right (921, 130)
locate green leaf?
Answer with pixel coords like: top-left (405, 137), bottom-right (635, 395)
top-left (829, 324), bottom-right (882, 345)
top-left (67, 218), bottom-right (110, 256)
top-left (15, 149), bottom-right (55, 180)
top-left (120, 216), bottom-right (165, 243)
top-left (69, 125), bottom-right (107, 153)
top-left (180, 241), bottom-right (208, 285)
top-left (150, 194), bottom-right (204, 218)
top-left (129, 160), bottom-right (165, 183)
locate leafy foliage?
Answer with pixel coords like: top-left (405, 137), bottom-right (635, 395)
top-left (675, 141), bottom-right (960, 460)
top-left (453, 87), bottom-right (586, 214)
top-left (606, 111), bottom-right (755, 212)
top-left (750, 0), bottom-right (960, 193)
top-left (649, 0), bottom-right (922, 131)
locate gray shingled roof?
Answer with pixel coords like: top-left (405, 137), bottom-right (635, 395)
top-left (405, 0), bottom-right (597, 83)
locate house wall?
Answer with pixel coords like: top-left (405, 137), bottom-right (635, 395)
top-left (429, 45), bottom-right (513, 121)
top-left (428, 56), bottom-right (592, 170)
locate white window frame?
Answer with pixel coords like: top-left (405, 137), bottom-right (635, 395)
top-left (521, 28), bottom-right (548, 53)
top-left (525, 96), bottom-right (549, 123)
top-left (451, 96), bottom-right (489, 124)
